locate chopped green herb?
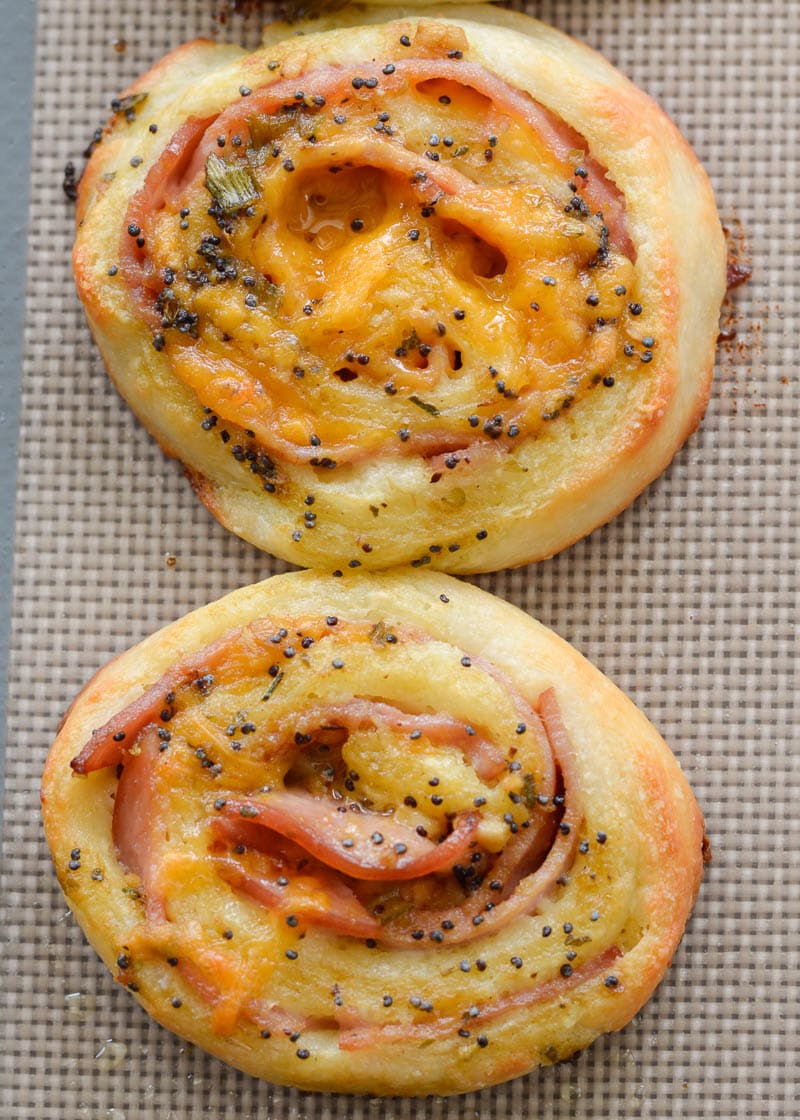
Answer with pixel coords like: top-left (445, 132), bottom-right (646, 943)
top-left (246, 109), bottom-right (299, 149)
top-left (257, 279), bottom-right (282, 313)
top-left (441, 487), bottom-right (466, 510)
top-left (522, 773), bottom-right (537, 810)
top-left (557, 219), bottom-right (588, 239)
top-left (376, 896), bottom-right (415, 925)
top-left (205, 153), bottom-right (261, 213)
top-left (409, 395), bottom-right (440, 416)
top-left (262, 669), bottom-right (284, 701)
top-left (110, 92), bottom-right (148, 120)
top-left (400, 328), bottom-right (420, 352)
top-left (369, 620), bottom-right (387, 645)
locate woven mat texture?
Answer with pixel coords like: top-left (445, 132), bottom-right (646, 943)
top-left (1, 0), bottom-right (797, 1116)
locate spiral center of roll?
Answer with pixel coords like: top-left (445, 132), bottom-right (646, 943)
top-left (68, 611), bottom-right (616, 1045)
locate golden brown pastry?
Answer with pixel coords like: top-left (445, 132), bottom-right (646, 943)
top-left (73, 9), bottom-right (725, 573)
top-left (42, 570), bottom-right (705, 1095)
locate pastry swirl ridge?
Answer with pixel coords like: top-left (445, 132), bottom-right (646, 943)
top-left (73, 9), bottom-right (726, 572)
top-left (42, 571), bottom-right (706, 1095)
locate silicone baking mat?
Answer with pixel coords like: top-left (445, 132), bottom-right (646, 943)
top-left (1, 0), bottom-right (797, 1115)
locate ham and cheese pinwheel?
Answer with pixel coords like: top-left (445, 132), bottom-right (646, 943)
top-left (73, 9), bottom-right (726, 572)
top-left (42, 571), bottom-right (706, 1095)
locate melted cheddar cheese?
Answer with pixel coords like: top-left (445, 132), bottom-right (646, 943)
top-left (141, 63), bottom-right (638, 468)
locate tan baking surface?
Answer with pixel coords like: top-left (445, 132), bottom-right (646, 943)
top-left (1, 0), bottom-right (797, 1115)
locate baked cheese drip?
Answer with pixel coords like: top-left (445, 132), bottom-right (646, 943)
top-left (70, 616), bottom-right (625, 1058)
top-left (122, 56), bottom-right (638, 474)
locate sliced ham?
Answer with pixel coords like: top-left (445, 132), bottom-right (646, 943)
top-left (276, 698), bottom-right (507, 782)
top-left (86, 605), bottom-right (587, 987)
top-left (210, 811), bottom-right (387, 943)
top-left (70, 621), bottom-right (277, 774)
top-left (459, 654), bottom-right (556, 796)
top-left (177, 957), bottom-right (325, 1038)
top-left (397, 59), bottom-right (632, 258)
top-left (121, 116), bottom-right (214, 321)
top-left (110, 727), bottom-right (168, 924)
top-left (182, 941), bottom-right (620, 1045)
top-left (211, 855), bottom-right (383, 940)
top-left (115, 56), bottom-right (633, 470)
top-left (339, 945), bottom-right (622, 1050)
top-left (365, 689), bottom-right (582, 947)
top-left (178, 59), bottom-right (631, 258)
top-left (101, 671), bottom-right (596, 1044)
top-left (217, 791), bottom-right (480, 881)
top-left (71, 619), bottom-right (504, 777)
top-left (122, 57), bottom-right (631, 318)
top-left (201, 691), bottom-right (580, 950)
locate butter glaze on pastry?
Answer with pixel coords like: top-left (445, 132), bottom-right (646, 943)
top-left (42, 571), bottom-right (705, 1095)
top-left (73, 9), bottom-right (725, 573)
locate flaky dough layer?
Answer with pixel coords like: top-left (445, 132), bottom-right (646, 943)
top-left (74, 8), bottom-right (725, 573)
top-left (43, 570), bottom-right (705, 1095)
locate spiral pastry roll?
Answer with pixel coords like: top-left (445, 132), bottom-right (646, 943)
top-left (72, 9), bottom-right (725, 572)
top-left (43, 571), bottom-right (705, 1095)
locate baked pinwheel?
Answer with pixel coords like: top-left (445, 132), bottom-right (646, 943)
top-left (73, 8), bottom-right (725, 572)
top-left (42, 571), bottom-right (705, 1095)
